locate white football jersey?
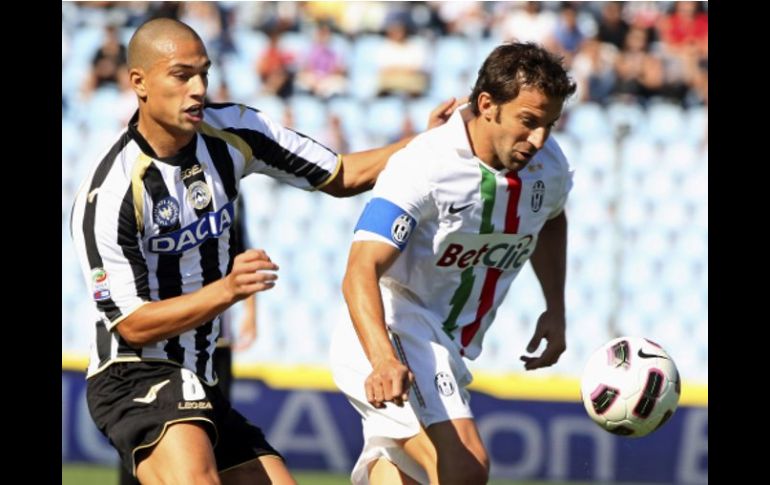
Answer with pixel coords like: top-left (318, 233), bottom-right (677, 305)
top-left (354, 106), bottom-right (573, 359)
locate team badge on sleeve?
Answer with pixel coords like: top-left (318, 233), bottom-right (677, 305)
top-left (153, 196), bottom-right (180, 228)
top-left (434, 371), bottom-right (456, 397)
top-left (354, 197), bottom-right (416, 251)
top-left (391, 214), bottom-right (413, 244)
top-left (91, 267), bottom-right (111, 301)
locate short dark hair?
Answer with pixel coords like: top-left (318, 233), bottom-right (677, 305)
top-left (470, 42), bottom-right (576, 116)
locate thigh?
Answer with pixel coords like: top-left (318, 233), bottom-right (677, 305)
top-left (369, 457), bottom-right (422, 485)
top-left (135, 422), bottom-right (219, 484)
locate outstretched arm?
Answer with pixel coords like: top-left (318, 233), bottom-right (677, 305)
top-left (520, 211), bottom-right (568, 370)
top-left (117, 249), bottom-right (278, 347)
top-left (342, 240), bottom-right (413, 408)
top-left (321, 97), bottom-right (463, 197)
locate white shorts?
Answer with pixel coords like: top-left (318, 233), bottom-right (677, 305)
top-left (330, 317), bottom-right (474, 484)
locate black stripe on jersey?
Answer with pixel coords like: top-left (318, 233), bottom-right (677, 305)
top-left (181, 159), bottom-right (220, 377)
top-left (95, 319), bottom-right (111, 368)
top-left (115, 184), bottom-right (149, 358)
top-left (205, 102), bottom-right (239, 110)
top-left (226, 127), bottom-right (333, 187)
top-left (142, 164), bottom-right (185, 364)
top-left (202, 134), bottom-right (238, 199)
top-left (81, 132), bottom-right (130, 321)
top-left (202, 131), bottom-right (240, 273)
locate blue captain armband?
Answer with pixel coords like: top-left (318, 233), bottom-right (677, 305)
top-left (354, 198), bottom-right (417, 251)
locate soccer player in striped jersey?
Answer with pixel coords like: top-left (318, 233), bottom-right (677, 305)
top-left (70, 18), bottom-right (458, 485)
top-left (330, 43), bottom-right (577, 484)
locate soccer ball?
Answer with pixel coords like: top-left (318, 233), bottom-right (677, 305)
top-left (580, 336), bottom-right (681, 437)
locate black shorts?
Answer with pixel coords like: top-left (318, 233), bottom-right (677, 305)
top-left (86, 361), bottom-right (281, 476)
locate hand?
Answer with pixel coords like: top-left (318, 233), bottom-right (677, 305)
top-left (520, 310), bottom-right (566, 370)
top-left (225, 249), bottom-right (279, 301)
top-left (427, 96), bottom-right (468, 129)
top-left (365, 356), bottom-right (414, 409)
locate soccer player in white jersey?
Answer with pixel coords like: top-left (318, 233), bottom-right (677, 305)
top-left (70, 18), bottom-right (458, 485)
top-left (330, 42), bottom-right (577, 484)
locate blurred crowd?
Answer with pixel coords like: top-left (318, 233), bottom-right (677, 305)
top-left (63, 1), bottom-right (707, 110)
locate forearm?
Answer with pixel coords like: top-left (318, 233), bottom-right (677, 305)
top-left (530, 211), bottom-right (568, 313)
top-left (342, 267), bottom-right (399, 366)
top-left (117, 278), bottom-right (237, 347)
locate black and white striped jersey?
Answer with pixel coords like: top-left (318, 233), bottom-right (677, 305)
top-left (70, 103), bottom-right (340, 384)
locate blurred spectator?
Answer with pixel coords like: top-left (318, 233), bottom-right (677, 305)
top-left (437, 1), bottom-right (486, 38)
top-left (657, 1), bottom-right (708, 56)
top-left (295, 22), bottom-right (348, 99)
top-left (376, 12), bottom-right (429, 98)
top-left (81, 24), bottom-right (127, 98)
top-left (571, 37), bottom-right (618, 104)
top-left (178, 1), bottom-right (234, 60)
top-left (549, 2), bottom-right (586, 65)
top-left (596, 2), bottom-right (629, 50)
top-left (612, 26), bottom-right (665, 105)
top-left (656, 1), bottom-right (707, 107)
top-left (496, 1), bottom-right (557, 44)
top-left (303, 1), bottom-right (347, 31)
top-left (256, 28), bottom-right (295, 99)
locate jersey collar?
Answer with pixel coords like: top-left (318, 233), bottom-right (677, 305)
top-left (443, 104), bottom-right (477, 160)
top-left (127, 110), bottom-right (198, 167)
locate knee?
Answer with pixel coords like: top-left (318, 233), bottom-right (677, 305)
top-left (438, 454), bottom-right (489, 484)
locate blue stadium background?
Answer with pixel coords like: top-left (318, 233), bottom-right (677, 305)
top-left (62, 2), bottom-right (707, 483)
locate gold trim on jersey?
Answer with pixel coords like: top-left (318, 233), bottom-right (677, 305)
top-left (198, 121), bottom-right (254, 170)
top-left (314, 154), bottom-right (343, 191)
top-left (105, 301), bottom-right (150, 332)
top-left (131, 154), bottom-right (154, 232)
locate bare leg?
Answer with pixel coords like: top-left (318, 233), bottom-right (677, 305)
top-left (369, 457), bottom-right (422, 485)
top-left (220, 455), bottom-right (297, 485)
top-left (135, 422), bottom-right (220, 484)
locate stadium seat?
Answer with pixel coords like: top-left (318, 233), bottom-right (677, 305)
top-left (248, 95), bottom-right (285, 121)
top-left (685, 106), bottom-right (708, 146)
top-left (407, 96), bottom-right (443, 132)
top-left (605, 101), bottom-right (646, 139)
top-left (221, 56), bottom-right (260, 101)
top-left (563, 103), bottom-right (611, 141)
top-left (364, 97), bottom-right (406, 142)
top-left (550, 132), bottom-right (578, 165)
top-left (231, 28), bottom-right (269, 65)
top-left (288, 95), bottom-right (327, 135)
top-left (350, 35), bottom-right (385, 100)
top-left (646, 102), bottom-right (686, 144)
top-left (430, 37), bottom-right (475, 100)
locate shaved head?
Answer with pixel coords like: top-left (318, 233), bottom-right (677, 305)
top-left (128, 18), bottom-right (203, 71)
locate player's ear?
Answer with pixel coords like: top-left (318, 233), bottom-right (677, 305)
top-left (129, 68), bottom-right (148, 99)
top-left (477, 92), bottom-right (495, 122)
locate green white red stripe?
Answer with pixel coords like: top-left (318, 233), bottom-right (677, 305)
top-left (460, 168), bottom-right (522, 349)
